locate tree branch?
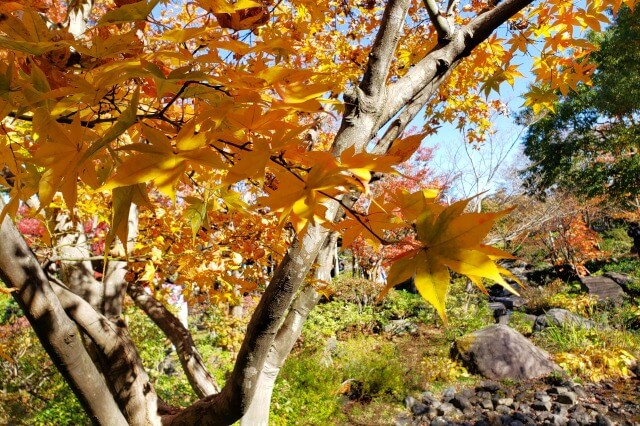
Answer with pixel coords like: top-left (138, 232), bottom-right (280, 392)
top-left (376, 0), bottom-right (534, 137)
top-left (127, 281), bottom-right (220, 399)
top-left (49, 278), bottom-right (161, 425)
top-left (424, 0), bottom-right (454, 41)
top-left (360, 0), bottom-right (411, 99)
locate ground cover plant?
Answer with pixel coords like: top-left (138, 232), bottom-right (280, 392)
top-left (0, 0), bottom-right (639, 424)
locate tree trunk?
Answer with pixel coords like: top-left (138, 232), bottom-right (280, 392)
top-left (239, 232), bottom-right (337, 425)
top-left (0, 202), bottom-right (128, 425)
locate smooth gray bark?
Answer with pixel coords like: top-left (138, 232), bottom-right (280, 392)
top-left (0, 202), bottom-right (128, 426)
top-left (239, 233), bottom-right (337, 426)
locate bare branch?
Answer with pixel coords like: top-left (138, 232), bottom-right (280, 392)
top-left (127, 281), bottom-right (220, 398)
top-left (423, 0), bottom-right (453, 41)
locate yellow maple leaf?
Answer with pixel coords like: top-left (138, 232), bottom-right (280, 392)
top-left (379, 196), bottom-right (516, 323)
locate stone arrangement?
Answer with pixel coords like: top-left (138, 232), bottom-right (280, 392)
top-left (398, 379), bottom-right (639, 426)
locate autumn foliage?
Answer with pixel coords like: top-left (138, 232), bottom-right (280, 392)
top-left (0, 0), bottom-right (638, 423)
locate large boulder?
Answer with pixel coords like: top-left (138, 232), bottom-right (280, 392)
top-left (579, 276), bottom-right (625, 304)
top-left (533, 308), bottom-right (596, 332)
top-left (454, 324), bottom-right (561, 381)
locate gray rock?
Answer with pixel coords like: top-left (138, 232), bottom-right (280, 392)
top-left (411, 401), bottom-right (429, 416)
top-left (421, 392), bottom-right (440, 407)
top-left (579, 276), bottom-right (625, 304)
top-left (476, 381), bottom-right (502, 392)
top-left (492, 296), bottom-right (526, 309)
top-left (452, 395), bottom-right (472, 410)
top-left (594, 414), bottom-right (614, 426)
top-left (454, 325), bottom-right (561, 380)
top-left (395, 413), bottom-right (412, 426)
top-left (512, 412), bottom-right (536, 424)
top-left (595, 414), bottom-right (614, 426)
top-left (427, 406), bottom-right (439, 419)
top-left (437, 402), bottom-right (455, 416)
top-left (535, 392), bottom-right (552, 403)
top-left (495, 397), bottom-right (514, 407)
top-left (548, 386), bottom-right (569, 395)
top-left (555, 392), bottom-right (578, 405)
top-left (384, 319), bottom-right (419, 335)
top-left (603, 272), bottom-right (637, 292)
top-left (532, 400), bottom-right (553, 411)
top-left (533, 309), bottom-right (596, 332)
top-left (489, 302), bottom-right (508, 317)
top-left (550, 414), bottom-right (568, 426)
top-left (552, 405), bottom-right (569, 416)
top-left (496, 404), bottom-right (511, 414)
top-left (442, 386), bottom-right (456, 399)
top-left (480, 399), bottom-right (494, 410)
top-left (537, 411), bottom-right (553, 421)
top-left (462, 407), bottom-right (476, 418)
top-left (405, 396), bottom-right (417, 409)
top-left (430, 417), bottom-right (449, 426)
top-left (570, 385), bottom-right (587, 399)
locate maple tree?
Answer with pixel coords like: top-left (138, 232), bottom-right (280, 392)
top-left (0, 0), bottom-right (636, 424)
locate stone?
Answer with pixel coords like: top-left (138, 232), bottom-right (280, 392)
top-left (489, 302), bottom-right (508, 317)
top-left (437, 402), bottom-right (455, 416)
top-left (535, 392), bottom-right (552, 403)
top-left (552, 404), bottom-right (568, 415)
top-left (537, 411), bottom-right (553, 421)
top-left (603, 272), bottom-right (637, 292)
top-left (453, 325), bottom-right (561, 380)
top-left (480, 399), bottom-right (494, 410)
top-left (570, 385), bottom-right (587, 399)
top-left (533, 309), bottom-right (596, 332)
top-left (384, 319), bottom-right (418, 335)
top-left (492, 296), bottom-right (526, 309)
top-left (430, 416), bottom-right (449, 426)
top-left (579, 276), bottom-right (625, 304)
top-left (555, 392), bottom-right (578, 405)
top-left (411, 401), bottom-right (429, 416)
top-left (548, 386), bottom-right (569, 395)
top-left (395, 413), bottom-right (412, 426)
top-left (421, 392), bottom-right (441, 407)
top-left (452, 395), bottom-right (472, 410)
top-left (442, 386), bottom-right (456, 399)
top-left (476, 381), bottom-right (502, 392)
top-left (550, 414), bottom-right (568, 426)
top-left (427, 406), bottom-right (439, 419)
top-left (495, 397), bottom-right (514, 407)
top-left (532, 400), bottom-right (553, 411)
top-left (595, 414), bottom-right (614, 426)
top-left (405, 396), bottom-right (417, 409)
top-left (463, 407), bottom-right (476, 419)
top-left (496, 404), bottom-right (511, 414)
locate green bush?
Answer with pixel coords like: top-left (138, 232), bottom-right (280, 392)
top-left (271, 352), bottom-right (344, 425)
top-left (600, 227), bottom-right (633, 257)
top-left (338, 337), bottom-right (406, 400)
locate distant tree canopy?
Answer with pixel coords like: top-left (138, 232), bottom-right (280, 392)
top-left (520, 6), bottom-right (640, 208)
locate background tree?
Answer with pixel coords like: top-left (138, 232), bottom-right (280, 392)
top-left (520, 5), bottom-right (640, 212)
top-left (0, 0), bottom-right (634, 424)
